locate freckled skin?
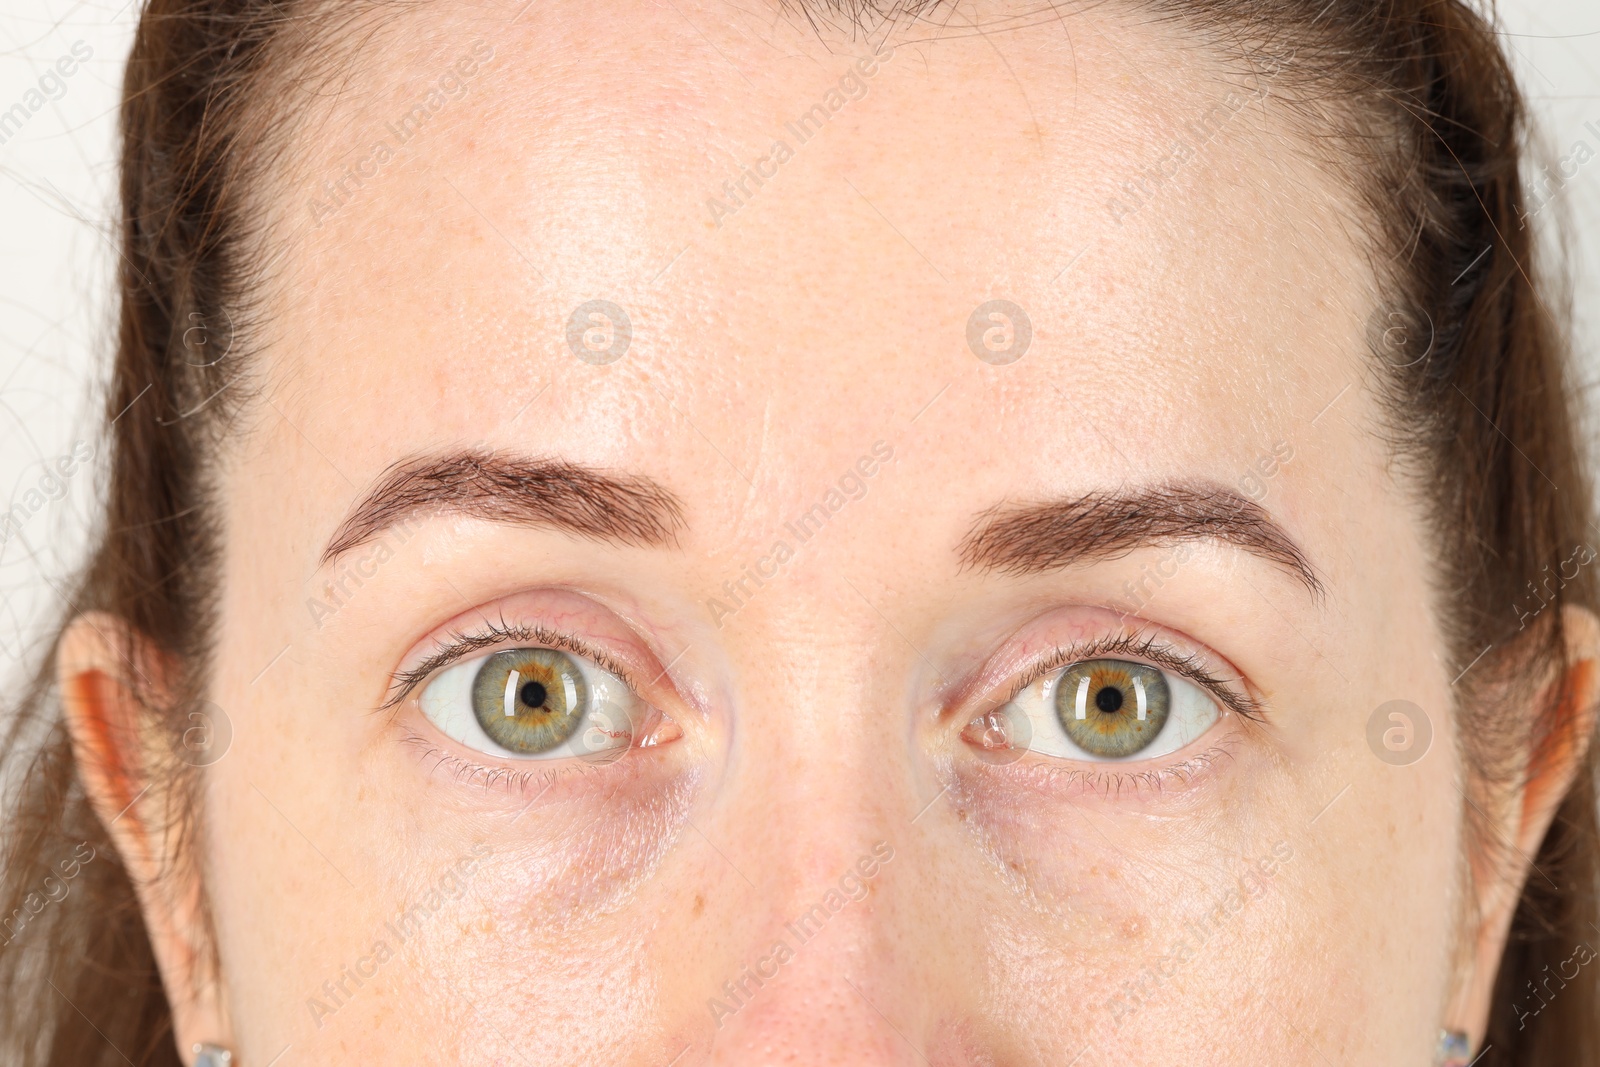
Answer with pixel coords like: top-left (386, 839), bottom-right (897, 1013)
top-left (57, 1), bottom-right (1592, 1065)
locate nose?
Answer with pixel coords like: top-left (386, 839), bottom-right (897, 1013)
top-left (701, 898), bottom-right (928, 1067)
top-left (677, 618), bottom-right (956, 1067)
top-left (693, 818), bottom-right (941, 1066)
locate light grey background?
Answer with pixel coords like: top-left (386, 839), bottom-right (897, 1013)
top-left (1, 0), bottom-right (1598, 677)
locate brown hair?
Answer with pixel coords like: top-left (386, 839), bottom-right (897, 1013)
top-left (0, 0), bottom-right (1594, 1063)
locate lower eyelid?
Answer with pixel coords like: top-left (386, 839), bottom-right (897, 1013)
top-left (398, 732), bottom-right (575, 796)
top-left (1005, 740), bottom-right (1241, 799)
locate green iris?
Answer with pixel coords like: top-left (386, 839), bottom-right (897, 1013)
top-left (470, 648), bottom-right (589, 755)
top-left (1053, 659), bottom-right (1171, 758)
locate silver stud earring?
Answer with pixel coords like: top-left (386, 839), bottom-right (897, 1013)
top-left (194, 1043), bottom-right (234, 1067)
top-left (1436, 1029), bottom-right (1471, 1067)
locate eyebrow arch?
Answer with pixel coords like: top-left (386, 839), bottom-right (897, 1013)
top-left (319, 450), bottom-right (685, 566)
top-left (958, 482), bottom-right (1325, 601)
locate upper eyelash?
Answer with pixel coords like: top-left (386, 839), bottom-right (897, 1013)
top-left (382, 618), bottom-right (638, 711)
top-left (997, 630), bottom-right (1265, 722)
top-left (389, 623), bottom-right (1256, 731)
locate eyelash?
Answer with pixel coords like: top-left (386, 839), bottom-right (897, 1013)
top-left (386, 622), bottom-right (1254, 797)
top-left (386, 620), bottom-right (658, 796)
top-left (398, 733), bottom-right (597, 796)
top-left (1006, 741), bottom-right (1242, 798)
top-left (994, 629), bottom-right (1264, 723)
top-left (383, 618), bottom-right (643, 711)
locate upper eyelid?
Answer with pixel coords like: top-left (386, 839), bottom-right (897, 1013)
top-left (389, 620), bottom-right (1259, 723)
top-left (1001, 632), bottom-right (1263, 721)
top-left (382, 622), bottom-right (639, 711)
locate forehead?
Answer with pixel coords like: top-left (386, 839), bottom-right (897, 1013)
top-left (250, 0), bottom-right (1376, 546)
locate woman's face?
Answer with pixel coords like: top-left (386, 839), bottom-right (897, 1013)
top-left (150, 2), bottom-right (1494, 1063)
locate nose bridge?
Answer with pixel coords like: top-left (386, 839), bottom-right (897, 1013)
top-left (714, 599), bottom-right (915, 879)
top-left (693, 604), bottom-right (929, 1066)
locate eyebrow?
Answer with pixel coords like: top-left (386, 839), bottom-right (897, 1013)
top-left (320, 450), bottom-right (685, 566)
top-left (958, 482), bottom-right (1324, 600)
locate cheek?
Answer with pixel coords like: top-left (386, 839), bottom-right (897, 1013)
top-left (946, 724), bottom-right (1259, 909)
top-left (945, 749), bottom-right (1292, 1044)
top-left (334, 863), bottom-right (673, 1064)
top-left (205, 705), bottom-right (700, 1059)
top-left (944, 729), bottom-right (1460, 1062)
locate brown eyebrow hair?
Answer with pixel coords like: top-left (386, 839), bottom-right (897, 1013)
top-left (958, 482), bottom-right (1325, 600)
top-left (320, 450), bottom-right (685, 565)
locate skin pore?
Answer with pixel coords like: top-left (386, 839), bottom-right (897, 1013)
top-left (54, 1), bottom-right (1600, 1064)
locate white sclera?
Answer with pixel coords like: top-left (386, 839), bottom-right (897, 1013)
top-left (1007, 661), bottom-right (1222, 762)
top-left (419, 649), bottom-right (642, 761)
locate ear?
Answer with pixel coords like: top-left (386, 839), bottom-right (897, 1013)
top-left (1452, 603), bottom-right (1600, 1046)
top-left (57, 612), bottom-right (234, 1065)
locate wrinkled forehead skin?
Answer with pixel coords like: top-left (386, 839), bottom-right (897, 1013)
top-left (255, 0), bottom-right (1367, 490)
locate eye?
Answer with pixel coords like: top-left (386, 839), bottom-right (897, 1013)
top-left (419, 646), bottom-right (649, 761)
top-left (966, 656), bottom-right (1222, 763)
top-left (1055, 659), bottom-right (1171, 758)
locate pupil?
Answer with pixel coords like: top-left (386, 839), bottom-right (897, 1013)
top-left (1094, 685), bottom-right (1124, 714)
top-left (520, 680), bottom-right (548, 709)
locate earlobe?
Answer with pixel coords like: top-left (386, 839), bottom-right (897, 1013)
top-left (56, 613), bottom-right (234, 1065)
top-left (1452, 603), bottom-right (1600, 1047)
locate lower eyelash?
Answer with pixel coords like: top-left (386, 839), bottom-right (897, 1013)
top-left (399, 730), bottom-right (599, 797)
top-left (1012, 740), bottom-right (1239, 798)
